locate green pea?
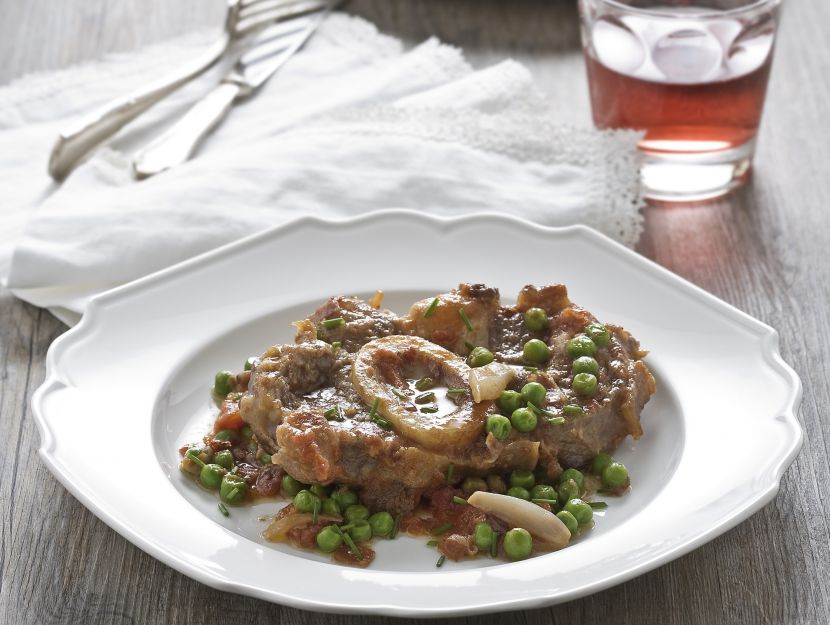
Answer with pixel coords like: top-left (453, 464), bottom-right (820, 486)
top-left (524, 307), bottom-right (549, 332)
top-left (564, 498), bottom-right (593, 525)
top-left (474, 522), bottom-right (494, 550)
top-left (523, 339), bottom-right (551, 363)
top-left (602, 462), bottom-right (629, 488)
top-left (572, 373), bottom-right (598, 397)
top-left (349, 520), bottom-right (373, 542)
top-left (281, 474), bottom-right (305, 498)
top-left (510, 469), bottom-right (536, 489)
top-left (316, 526), bottom-right (343, 552)
top-left (486, 474), bottom-right (507, 494)
top-left (559, 468), bottom-right (585, 491)
top-left (344, 504), bottom-right (370, 523)
top-left (558, 478), bottom-right (580, 504)
top-left (467, 346), bottom-right (495, 368)
top-left (497, 390), bottom-right (525, 414)
top-left (220, 474), bottom-right (247, 505)
top-left (557, 511), bottom-right (578, 536)
top-left (592, 453), bottom-right (613, 475)
top-left (214, 370), bottom-right (235, 397)
top-left (503, 528), bottom-right (533, 560)
top-left (462, 477), bottom-right (488, 496)
top-left (214, 450), bottom-right (234, 470)
top-left (510, 407), bottom-right (538, 433)
top-left (213, 429), bottom-right (238, 442)
top-left (293, 490), bottom-right (320, 513)
top-left (507, 486), bottom-right (531, 501)
top-left (258, 453), bottom-right (272, 465)
top-left (369, 511), bottom-right (394, 537)
top-left (240, 425), bottom-right (253, 438)
top-left (332, 488), bottom-right (359, 509)
top-left (531, 484), bottom-right (557, 501)
top-left (486, 415), bottom-right (512, 441)
top-left (199, 464), bottom-right (226, 490)
top-left (321, 499), bottom-right (341, 517)
top-left (521, 382), bottom-right (546, 408)
top-left (567, 335), bottom-right (597, 359)
top-left (572, 356), bottom-right (599, 376)
top-left (310, 484), bottom-right (331, 499)
top-left (585, 323), bottom-right (610, 348)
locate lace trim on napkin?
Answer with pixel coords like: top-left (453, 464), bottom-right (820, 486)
top-left (290, 107), bottom-right (645, 247)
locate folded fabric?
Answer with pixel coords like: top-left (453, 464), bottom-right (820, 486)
top-left (0, 13), bottom-right (642, 326)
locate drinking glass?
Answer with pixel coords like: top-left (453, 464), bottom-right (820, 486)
top-left (578, 0), bottom-right (782, 201)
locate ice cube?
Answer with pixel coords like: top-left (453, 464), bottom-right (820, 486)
top-left (591, 16), bottom-right (646, 76)
top-left (652, 27), bottom-right (723, 84)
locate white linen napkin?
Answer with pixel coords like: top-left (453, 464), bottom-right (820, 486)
top-left (0, 13), bottom-right (643, 326)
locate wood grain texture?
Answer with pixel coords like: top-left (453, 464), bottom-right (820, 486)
top-left (1, 0), bottom-right (828, 624)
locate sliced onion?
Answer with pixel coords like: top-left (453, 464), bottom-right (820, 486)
top-left (467, 491), bottom-right (570, 549)
top-left (468, 362), bottom-right (515, 403)
top-left (261, 512), bottom-right (340, 542)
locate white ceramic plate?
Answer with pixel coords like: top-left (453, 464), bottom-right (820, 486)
top-left (32, 210), bottom-right (802, 616)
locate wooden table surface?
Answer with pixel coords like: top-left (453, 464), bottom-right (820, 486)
top-left (1, 1), bottom-right (828, 623)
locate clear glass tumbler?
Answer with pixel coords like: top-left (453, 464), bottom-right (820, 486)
top-left (578, 0), bottom-right (782, 201)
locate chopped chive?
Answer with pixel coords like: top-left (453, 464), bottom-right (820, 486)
top-left (331, 341), bottom-right (342, 351)
top-left (372, 415), bottom-right (392, 429)
top-left (323, 405), bottom-right (339, 419)
top-left (185, 449), bottom-right (206, 468)
top-left (312, 499), bottom-right (321, 525)
top-left (452, 496), bottom-right (467, 505)
top-left (424, 297), bottom-right (439, 318)
top-left (464, 341), bottom-right (476, 351)
top-left (458, 308), bottom-right (473, 332)
top-left (446, 463), bottom-right (455, 484)
top-left (415, 391), bottom-right (436, 404)
top-left (392, 388), bottom-right (409, 401)
top-left (563, 404), bottom-right (583, 416)
top-left (532, 498), bottom-right (559, 505)
top-left (490, 532), bottom-right (499, 558)
top-left (426, 540), bottom-right (438, 547)
top-left (321, 317), bottom-right (346, 328)
top-left (431, 522), bottom-right (454, 536)
top-left (335, 525), bottom-right (363, 560)
top-left (548, 417), bottom-right (566, 425)
top-left (316, 327), bottom-right (324, 340)
top-left (446, 388), bottom-right (467, 396)
top-left (415, 377), bottom-right (434, 391)
top-left (339, 523), bottom-right (355, 532)
top-left (228, 487), bottom-right (241, 501)
top-left (589, 501), bottom-right (609, 510)
top-left (369, 397), bottom-right (392, 429)
top-left (436, 554), bottom-right (446, 568)
top-left (218, 502), bottom-right (229, 517)
top-left (528, 402), bottom-right (558, 419)
top-left (523, 366), bottom-right (538, 373)
top-left (391, 514), bottom-right (402, 539)
top-left (420, 406), bottom-right (439, 414)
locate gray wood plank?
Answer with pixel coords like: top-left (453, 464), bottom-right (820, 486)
top-left (1, 0), bottom-right (828, 624)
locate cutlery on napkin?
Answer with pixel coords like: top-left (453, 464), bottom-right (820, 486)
top-left (0, 13), bottom-right (643, 325)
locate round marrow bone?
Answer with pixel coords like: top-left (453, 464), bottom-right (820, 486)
top-left (467, 491), bottom-right (570, 549)
top-left (351, 335), bottom-right (491, 450)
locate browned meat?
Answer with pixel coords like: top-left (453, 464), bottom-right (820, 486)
top-left (239, 284), bottom-right (655, 513)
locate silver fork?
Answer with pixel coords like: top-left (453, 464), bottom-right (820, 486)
top-left (47, 0), bottom-right (332, 180)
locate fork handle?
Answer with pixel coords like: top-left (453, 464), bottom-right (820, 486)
top-left (47, 36), bottom-right (229, 181)
top-left (131, 82), bottom-right (242, 179)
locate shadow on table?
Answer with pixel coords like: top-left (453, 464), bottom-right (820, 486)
top-left (346, 0), bottom-right (582, 54)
